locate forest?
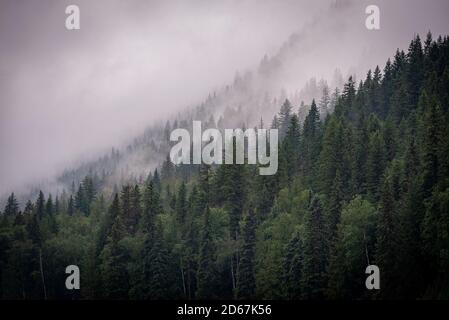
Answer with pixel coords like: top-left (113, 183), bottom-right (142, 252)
top-left (0, 33), bottom-right (448, 300)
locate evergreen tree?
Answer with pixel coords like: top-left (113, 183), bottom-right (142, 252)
top-left (301, 196), bottom-right (327, 299)
top-left (366, 131), bottom-right (385, 201)
top-left (278, 114), bottom-right (301, 186)
top-left (278, 99), bottom-right (293, 139)
top-left (67, 195), bottom-right (74, 216)
top-left (35, 191), bottom-right (45, 220)
top-left (196, 207), bottom-right (217, 299)
top-left (3, 193), bottom-right (19, 218)
top-left (236, 211), bottom-right (256, 299)
top-left (129, 185), bottom-right (141, 235)
top-left (139, 221), bottom-right (176, 299)
top-left (176, 182), bottom-right (188, 225)
top-left (100, 195), bottom-right (129, 299)
top-left (375, 174), bottom-right (402, 299)
top-left (142, 180), bottom-right (162, 238)
top-left (301, 100), bottom-right (321, 182)
top-left (282, 231), bottom-right (303, 299)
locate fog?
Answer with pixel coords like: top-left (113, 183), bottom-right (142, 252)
top-left (1, 0), bottom-right (449, 196)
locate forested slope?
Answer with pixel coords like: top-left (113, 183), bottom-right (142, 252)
top-left (1, 33), bottom-right (449, 300)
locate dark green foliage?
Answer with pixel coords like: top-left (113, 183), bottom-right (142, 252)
top-left (176, 182), bottom-right (188, 225)
top-left (282, 231), bottom-right (303, 299)
top-left (3, 193), bottom-right (19, 218)
top-left (139, 222), bottom-right (177, 299)
top-left (301, 100), bottom-right (321, 183)
top-left (278, 99), bottom-right (293, 139)
top-left (278, 114), bottom-right (301, 186)
top-left (236, 211), bottom-right (256, 299)
top-left (35, 191), bottom-right (45, 220)
top-left (2, 33), bottom-right (449, 300)
top-left (196, 207), bottom-right (217, 299)
top-left (301, 196), bottom-right (327, 299)
top-left (99, 195), bottom-right (129, 299)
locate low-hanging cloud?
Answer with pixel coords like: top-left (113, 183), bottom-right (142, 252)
top-left (1, 0), bottom-right (449, 196)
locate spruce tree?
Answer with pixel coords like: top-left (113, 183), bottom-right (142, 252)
top-left (278, 99), bottom-right (293, 140)
top-left (282, 231), bottom-right (303, 299)
top-left (375, 174), bottom-right (401, 299)
top-left (141, 221), bottom-right (175, 299)
top-left (67, 195), bottom-right (74, 216)
top-left (196, 206), bottom-right (217, 299)
top-left (35, 191), bottom-right (45, 220)
top-left (301, 100), bottom-right (321, 182)
top-left (100, 195), bottom-right (129, 299)
top-left (301, 196), bottom-right (327, 299)
top-left (4, 193), bottom-right (19, 218)
top-left (176, 182), bottom-right (188, 225)
top-left (236, 211), bottom-right (256, 299)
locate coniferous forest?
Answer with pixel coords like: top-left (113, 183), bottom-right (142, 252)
top-left (1, 33), bottom-right (449, 300)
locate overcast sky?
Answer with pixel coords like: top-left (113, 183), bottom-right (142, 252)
top-left (1, 0), bottom-right (449, 195)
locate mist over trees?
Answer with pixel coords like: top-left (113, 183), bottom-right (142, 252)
top-left (1, 33), bottom-right (449, 300)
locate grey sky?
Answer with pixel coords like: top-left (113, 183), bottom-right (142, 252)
top-left (1, 0), bottom-right (449, 195)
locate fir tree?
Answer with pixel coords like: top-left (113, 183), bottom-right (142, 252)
top-left (196, 207), bottom-right (217, 299)
top-left (176, 182), bottom-right (188, 225)
top-left (236, 211), bottom-right (256, 299)
top-left (282, 231), bottom-right (303, 299)
top-left (35, 191), bottom-right (45, 220)
top-left (3, 193), bottom-right (19, 218)
top-left (278, 99), bottom-right (293, 139)
top-left (301, 196), bottom-right (327, 299)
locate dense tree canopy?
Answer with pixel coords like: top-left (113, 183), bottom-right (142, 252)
top-left (1, 34), bottom-right (449, 300)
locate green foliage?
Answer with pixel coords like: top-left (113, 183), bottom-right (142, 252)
top-left (2, 33), bottom-right (449, 300)
top-left (327, 196), bottom-right (377, 299)
top-left (236, 211), bottom-right (256, 299)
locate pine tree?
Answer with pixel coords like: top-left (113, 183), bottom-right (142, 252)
top-left (282, 231), bottom-right (303, 299)
top-left (45, 194), bottom-right (54, 216)
top-left (407, 35), bottom-right (424, 107)
top-left (375, 174), bottom-right (401, 298)
top-left (35, 191), bottom-right (45, 220)
top-left (278, 114), bottom-right (301, 186)
top-left (129, 185), bottom-right (141, 235)
top-left (4, 193), bottom-right (19, 218)
top-left (45, 194), bottom-right (58, 234)
top-left (319, 82), bottom-right (331, 115)
top-left (271, 115), bottom-right (279, 129)
top-left (176, 182), bottom-right (188, 225)
top-left (54, 196), bottom-right (60, 214)
top-left (23, 200), bottom-right (34, 215)
top-left (26, 212), bottom-right (42, 246)
top-left (301, 100), bottom-right (321, 182)
top-left (422, 188), bottom-right (449, 298)
top-left (82, 176), bottom-right (96, 214)
top-left (420, 91), bottom-right (444, 197)
top-left (100, 195), bottom-right (129, 299)
top-left (318, 116), bottom-right (348, 196)
top-left (278, 99), bottom-right (293, 140)
top-left (152, 169), bottom-right (161, 193)
top-left (142, 180), bottom-right (162, 238)
top-left (196, 207), bottom-right (217, 299)
top-left (140, 221), bottom-right (175, 299)
top-left (397, 136), bottom-right (427, 297)
top-left (236, 211), bottom-right (256, 299)
top-left (161, 154), bottom-right (175, 180)
top-left (120, 185), bottom-right (133, 235)
top-left (301, 196), bottom-right (327, 299)
top-left (67, 195), bottom-right (74, 216)
top-left (366, 131), bottom-right (385, 201)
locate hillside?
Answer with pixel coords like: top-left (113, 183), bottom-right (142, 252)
top-left (1, 32), bottom-right (449, 300)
